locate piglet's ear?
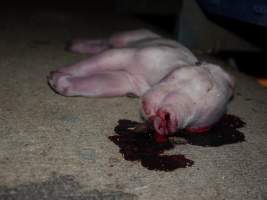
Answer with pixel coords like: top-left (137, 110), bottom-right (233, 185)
top-left (199, 63), bottom-right (235, 95)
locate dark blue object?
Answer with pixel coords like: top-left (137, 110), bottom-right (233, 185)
top-left (197, 0), bottom-right (267, 27)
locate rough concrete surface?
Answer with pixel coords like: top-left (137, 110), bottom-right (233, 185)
top-left (0, 11), bottom-right (266, 200)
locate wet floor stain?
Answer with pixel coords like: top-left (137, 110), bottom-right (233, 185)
top-left (0, 174), bottom-right (137, 200)
top-left (177, 114), bottom-right (245, 147)
top-left (109, 120), bottom-right (193, 171)
top-left (109, 114), bottom-right (245, 172)
top-left (61, 115), bottom-right (81, 124)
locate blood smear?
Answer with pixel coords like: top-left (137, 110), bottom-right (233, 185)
top-left (109, 114), bottom-right (245, 171)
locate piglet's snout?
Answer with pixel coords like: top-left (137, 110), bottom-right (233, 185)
top-left (153, 111), bottom-right (177, 135)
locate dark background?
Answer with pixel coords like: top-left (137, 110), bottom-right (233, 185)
top-left (1, 1), bottom-right (266, 76)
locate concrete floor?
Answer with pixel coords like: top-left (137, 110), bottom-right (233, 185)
top-left (0, 11), bottom-right (266, 200)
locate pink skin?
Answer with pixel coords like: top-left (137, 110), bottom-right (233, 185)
top-left (48, 29), bottom-right (234, 140)
top-left (141, 64), bottom-right (234, 141)
top-left (48, 29), bottom-right (197, 97)
top-left (65, 29), bottom-right (161, 54)
top-left (66, 39), bottom-right (111, 54)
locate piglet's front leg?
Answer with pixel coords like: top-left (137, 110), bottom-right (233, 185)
top-left (66, 39), bottom-right (111, 54)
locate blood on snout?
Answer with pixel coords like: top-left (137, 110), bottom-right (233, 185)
top-left (150, 111), bottom-right (172, 143)
top-left (156, 110), bottom-right (177, 133)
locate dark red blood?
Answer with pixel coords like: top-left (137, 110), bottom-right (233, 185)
top-left (219, 114), bottom-right (246, 129)
top-left (185, 126), bottom-right (210, 133)
top-left (141, 155), bottom-right (193, 171)
top-left (154, 132), bottom-right (168, 143)
top-left (109, 114), bottom-right (245, 171)
top-left (177, 114), bottom-right (246, 147)
top-left (110, 119), bottom-right (193, 171)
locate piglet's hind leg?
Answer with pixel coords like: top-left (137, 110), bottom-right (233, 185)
top-left (50, 49), bottom-right (135, 77)
top-left (50, 71), bottom-right (137, 97)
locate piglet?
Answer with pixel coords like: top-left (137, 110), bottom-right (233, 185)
top-left (141, 62), bottom-right (234, 142)
top-left (48, 29), bottom-right (234, 142)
